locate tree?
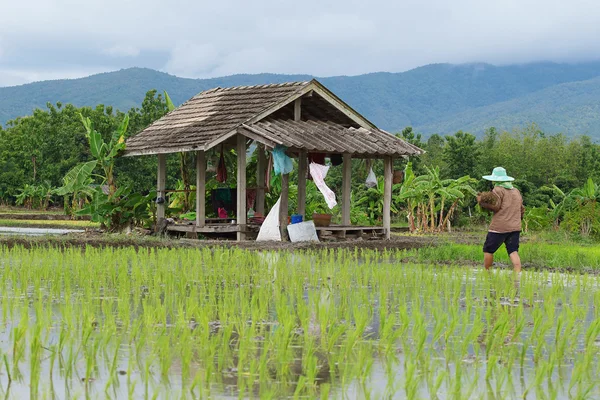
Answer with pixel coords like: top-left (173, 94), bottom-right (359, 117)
top-left (443, 131), bottom-right (481, 179)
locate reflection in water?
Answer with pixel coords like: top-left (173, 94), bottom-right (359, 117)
top-left (0, 249), bottom-right (597, 399)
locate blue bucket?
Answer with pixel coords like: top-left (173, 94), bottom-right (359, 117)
top-left (291, 214), bottom-right (303, 224)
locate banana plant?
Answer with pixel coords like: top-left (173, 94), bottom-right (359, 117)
top-left (438, 176), bottom-right (477, 231)
top-left (356, 177), bottom-right (398, 224)
top-left (80, 113), bottom-right (128, 198)
top-left (54, 161), bottom-right (98, 215)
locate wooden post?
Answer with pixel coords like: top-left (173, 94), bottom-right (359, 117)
top-left (342, 153), bottom-right (352, 226)
top-left (293, 98), bottom-right (302, 227)
top-left (297, 150), bottom-right (307, 218)
top-left (157, 153), bottom-right (166, 221)
top-left (383, 156), bottom-right (393, 240)
top-left (294, 98), bottom-right (302, 121)
top-left (196, 150), bottom-right (206, 228)
top-left (237, 135), bottom-right (247, 240)
top-left (279, 173), bottom-right (289, 240)
top-left (256, 144), bottom-right (266, 215)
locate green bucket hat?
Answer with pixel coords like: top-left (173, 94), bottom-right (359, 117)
top-left (482, 167), bottom-right (514, 182)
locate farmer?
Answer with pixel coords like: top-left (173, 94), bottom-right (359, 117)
top-left (477, 167), bottom-right (525, 273)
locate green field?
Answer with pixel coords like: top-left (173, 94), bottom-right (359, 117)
top-left (0, 219), bottom-right (99, 230)
top-left (0, 243), bottom-right (598, 399)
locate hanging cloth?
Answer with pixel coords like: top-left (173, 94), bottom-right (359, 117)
top-left (217, 146), bottom-right (227, 183)
top-left (308, 153), bottom-right (326, 165)
top-left (309, 162), bottom-right (337, 209)
top-left (266, 153), bottom-right (273, 191)
top-left (273, 146), bottom-right (293, 175)
top-left (246, 189), bottom-right (257, 211)
top-left (330, 154), bottom-right (343, 166)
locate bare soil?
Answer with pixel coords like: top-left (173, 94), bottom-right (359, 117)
top-left (0, 231), bottom-right (440, 252)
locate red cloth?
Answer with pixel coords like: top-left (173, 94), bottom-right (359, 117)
top-left (247, 189), bottom-right (257, 210)
top-left (217, 148), bottom-right (227, 183)
top-left (308, 153), bottom-right (326, 165)
top-left (266, 153), bottom-right (273, 191)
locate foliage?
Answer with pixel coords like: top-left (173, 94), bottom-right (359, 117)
top-left (15, 182), bottom-right (55, 210)
top-left (395, 163), bottom-right (477, 233)
top-left (78, 187), bottom-right (157, 229)
top-left (54, 161), bottom-right (97, 215)
top-left (443, 131), bottom-right (480, 178)
top-left (355, 177), bottom-right (397, 225)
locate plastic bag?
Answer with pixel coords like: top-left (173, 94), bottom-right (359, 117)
top-left (365, 167), bottom-right (377, 188)
top-left (272, 146), bottom-right (293, 175)
top-left (256, 197), bottom-right (282, 241)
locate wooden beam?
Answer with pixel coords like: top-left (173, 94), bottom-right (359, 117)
top-left (256, 144), bottom-right (266, 215)
top-left (196, 150), bottom-right (206, 227)
top-left (310, 84), bottom-right (377, 130)
top-left (279, 173), bottom-right (289, 240)
top-left (239, 125), bottom-right (280, 148)
top-left (156, 153), bottom-right (166, 222)
top-left (237, 134), bottom-right (247, 240)
top-left (294, 98), bottom-right (302, 121)
top-left (383, 156), bottom-right (393, 240)
top-left (168, 224), bottom-right (241, 234)
top-left (297, 150), bottom-right (307, 218)
top-left (342, 153), bottom-right (352, 226)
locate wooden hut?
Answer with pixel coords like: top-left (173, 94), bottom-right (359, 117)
top-left (124, 79), bottom-right (423, 240)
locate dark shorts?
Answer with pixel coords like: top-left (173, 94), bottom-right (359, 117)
top-left (483, 231), bottom-right (520, 255)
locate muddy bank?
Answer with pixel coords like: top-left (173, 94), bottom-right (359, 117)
top-left (0, 231), bottom-right (440, 251)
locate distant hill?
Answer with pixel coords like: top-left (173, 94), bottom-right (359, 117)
top-left (3, 62), bottom-right (600, 138)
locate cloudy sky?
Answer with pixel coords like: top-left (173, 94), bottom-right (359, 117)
top-left (1, 0), bottom-right (599, 87)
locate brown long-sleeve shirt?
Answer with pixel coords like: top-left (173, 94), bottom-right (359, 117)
top-left (479, 186), bottom-right (524, 233)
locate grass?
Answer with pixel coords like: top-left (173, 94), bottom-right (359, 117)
top-left (0, 244), bottom-right (598, 398)
top-left (0, 218), bottom-right (99, 229)
top-left (0, 207), bottom-right (64, 215)
top-left (400, 241), bottom-right (600, 271)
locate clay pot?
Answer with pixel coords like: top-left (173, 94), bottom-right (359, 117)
top-left (312, 213), bottom-right (332, 227)
top-left (393, 170), bottom-right (404, 184)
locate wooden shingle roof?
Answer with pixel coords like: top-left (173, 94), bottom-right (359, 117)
top-left (125, 79), bottom-right (423, 157)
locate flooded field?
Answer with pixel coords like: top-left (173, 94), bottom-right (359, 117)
top-left (0, 227), bottom-right (85, 236)
top-left (0, 246), bottom-right (598, 399)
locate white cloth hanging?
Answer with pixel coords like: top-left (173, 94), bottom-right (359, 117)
top-left (309, 162), bottom-right (337, 209)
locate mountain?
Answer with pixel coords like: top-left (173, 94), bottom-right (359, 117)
top-left (3, 62), bottom-right (600, 138)
top-left (418, 76), bottom-right (600, 136)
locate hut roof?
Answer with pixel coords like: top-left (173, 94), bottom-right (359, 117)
top-left (125, 79), bottom-right (423, 157)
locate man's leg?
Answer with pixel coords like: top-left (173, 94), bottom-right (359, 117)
top-left (483, 232), bottom-right (502, 270)
top-left (484, 252), bottom-right (494, 270)
top-left (505, 232), bottom-right (522, 273)
top-left (509, 252), bottom-right (521, 273)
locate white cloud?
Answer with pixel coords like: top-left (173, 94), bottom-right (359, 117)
top-left (0, 67), bottom-right (110, 87)
top-left (102, 45), bottom-right (140, 58)
top-left (0, 0), bottom-right (600, 84)
top-left (164, 42), bottom-right (221, 77)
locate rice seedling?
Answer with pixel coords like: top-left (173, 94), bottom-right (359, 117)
top-left (0, 243), bottom-right (599, 398)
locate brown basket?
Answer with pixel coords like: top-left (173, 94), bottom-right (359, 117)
top-left (393, 170), bottom-right (404, 184)
top-left (312, 213), bottom-right (332, 227)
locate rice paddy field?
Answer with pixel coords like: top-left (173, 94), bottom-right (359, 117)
top-left (0, 243), bottom-right (599, 399)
